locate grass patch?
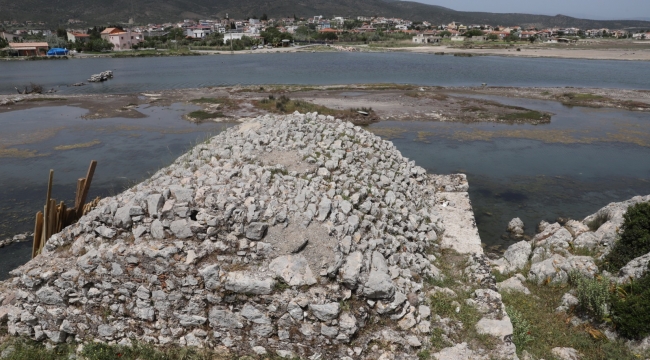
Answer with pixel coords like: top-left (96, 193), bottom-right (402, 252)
top-left (501, 111), bottom-right (551, 122)
top-left (256, 95), bottom-right (339, 116)
top-left (54, 139), bottom-right (101, 151)
top-left (189, 97), bottom-right (238, 109)
top-left (563, 93), bottom-right (605, 101)
top-left (0, 147), bottom-right (46, 158)
top-left (253, 95), bottom-right (379, 125)
top-left (185, 110), bottom-right (226, 122)
top-left (22, 97), bottom-right (67, 102)
top-left (501, 283), bottom-right (644, 359)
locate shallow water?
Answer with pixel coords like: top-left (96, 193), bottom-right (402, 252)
top-left (1, 96), bottom-right (649, 279)
top-left (2, 53), bottom-right (650, 94)
top-left (369, 98), bottom-right (650, 251)
top-left (0, 103), bottom-right (235, 279)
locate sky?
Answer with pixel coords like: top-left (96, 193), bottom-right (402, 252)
top-left (417, 0), bottom-right (650, 21)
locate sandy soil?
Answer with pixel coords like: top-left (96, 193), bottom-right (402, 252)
top-left (394, 44), bottom-right (650, 61)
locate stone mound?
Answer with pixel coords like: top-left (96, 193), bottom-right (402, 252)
top-left (0, 112), bottom-right (513, 359)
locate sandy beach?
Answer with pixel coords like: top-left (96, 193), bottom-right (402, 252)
top-left (391, 43), bottom-right (650, 61)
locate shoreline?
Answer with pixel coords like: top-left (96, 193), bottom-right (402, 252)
top-left (2, 42), bottom-right (650, 62)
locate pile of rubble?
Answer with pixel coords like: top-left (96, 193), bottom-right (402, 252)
top-left (88, 70), bottom-right (113, 83)
top-left (0, 113), bottom-right (516, 359)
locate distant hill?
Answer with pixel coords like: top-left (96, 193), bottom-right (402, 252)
top-left (2, 0), bottom-right (650, 30)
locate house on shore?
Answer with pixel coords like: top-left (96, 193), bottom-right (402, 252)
top-left (6, 42), bottom-right (49, 56)
top-left (101, 28), bottom-right (144, 50)
top-left (67, 32), bottom-right (90, 43)
top-left (412, 34), bottom-right (441, 44)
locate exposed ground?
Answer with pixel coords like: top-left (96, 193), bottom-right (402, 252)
top-left (3, 84), bottom-right (649, 125)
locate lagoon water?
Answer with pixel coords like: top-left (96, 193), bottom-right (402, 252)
top-left (1, 54), bottom-right (650, 278)
top-left (2, 52), bottom-right (650, 94)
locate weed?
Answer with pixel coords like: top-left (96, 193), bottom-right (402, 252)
top-left (274, 280), bottom-right (290, 292)
top-left (186, 110), bottom-right (226, 122)
top-left (507, 305), bottom-right (534, 348)
top-left (568, 271), bottom-right (610, 320)
top-left (586, 212), bottom-right (609, 232)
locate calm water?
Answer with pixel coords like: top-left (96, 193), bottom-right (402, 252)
top-left (0, 103), bottom-right (235, 278)
top-left (369, 97), bottom-right (650, 251)
top-left (1, 54), bottom-right (650, 278)
top-left (2, 53), bottom-right (650, 94)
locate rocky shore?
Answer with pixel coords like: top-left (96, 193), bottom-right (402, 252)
top-left (0, 112), bottom-right (519, 359)
top-left (492, 195), bottom-right (650, 358)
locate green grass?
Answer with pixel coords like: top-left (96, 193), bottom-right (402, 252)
top-left (255, 95), bottom-right (339, 116)
top-left (22, 97), bottom-right (67, 102)
top-left (186, 110), bottom-right (226, 121)
top-left (0, 338), bottom-right (297, 360)
top-left (189, 97), bottom-right (238, 108)
top-left (501, 283), bottom-right (646, 359)
top-left (501, 110), bottom-right (551, 121)
top-left (563, 93), bottom-right (605, 101)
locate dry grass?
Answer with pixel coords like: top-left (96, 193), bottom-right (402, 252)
top-left (501, 283), bottom-right (646, 359)
top-left (54, 140), bottom-right (101, 151)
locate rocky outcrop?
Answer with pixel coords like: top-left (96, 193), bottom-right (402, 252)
top-left (0, 113), bottom-right (516, 359)
top-left (88, 70), bottom-right (113, 83)
top-left (491, 195), bottom-right (650, 283)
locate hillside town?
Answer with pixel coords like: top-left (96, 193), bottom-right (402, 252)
top-left (2, 15), bottom-right (650, 55)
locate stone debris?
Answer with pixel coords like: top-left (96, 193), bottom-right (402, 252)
top-left (88, 70), bottom-right (113, 83)
top-left (506, 217), bottom-right (525, 237)
top-left (492, 195), bottom-right (650, 284)
top-left (0, 112), bottom-right (517, 359)
top-left (496, 274), bottom-right (530, 295)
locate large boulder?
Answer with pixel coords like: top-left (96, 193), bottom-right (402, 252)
top-left (223, 272), bottom-right (275, 295)
top-left (491, 240), bottom-right (531, 274)
top-left (616, 251), bottom-right (650, 284)
top-left (269, 254), bottom-right (317, 286)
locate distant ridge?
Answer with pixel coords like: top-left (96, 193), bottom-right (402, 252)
top-left (2, 0), bottom-right (650, 29)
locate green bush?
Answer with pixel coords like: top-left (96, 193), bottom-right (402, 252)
top-left (605, 202), bottom-right (650, 271)
top-left (507, 305), bottom-right (534, 348)
top-left (610, 274), bottom-right (650, 340)
top-left (568, 271), bottom-right (610, 320)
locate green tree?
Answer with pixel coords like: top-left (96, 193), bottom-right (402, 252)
top-left (261, 27), bottom-right (292, 46)
top-left (439, 30), bottom-right (452, 37)
top-left (0, 36), bottom-right (8, 49)
top-left (487, 34), bottom-right (499, 41)
top-left (260, 13), bottom-right (268, 21)
top-left (316, 32), bottom-right (338, 41)
top-left (464, 29), bottom-right (484, 37)
top-left (56, 28), bottom-right (67, 39)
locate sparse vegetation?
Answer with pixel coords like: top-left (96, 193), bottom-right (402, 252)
top-left (501, 110), bottom-right (551, 122)
top-left (185, 110), bottom-right (227, 122)
top-left (501, 285), bottom-right (642, 359)
top-left (568, 271), bottom-right (610, 320)
top-left (507, 305), bottom-right (534, 348)
top-left (253, 95), bottom-right (380, 125)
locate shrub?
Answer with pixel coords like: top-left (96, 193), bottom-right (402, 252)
top-left (604, 202), bottom-right (650, 271)
top-left (610, 274), bottom-right (650, 340)
top-left (507, 305), bottom-right (534, 348)
top-left (568, 271), bottom-right (610, 320)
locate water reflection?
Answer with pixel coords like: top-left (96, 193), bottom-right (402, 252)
top-left (0, 104), bottom-right (236, 279)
